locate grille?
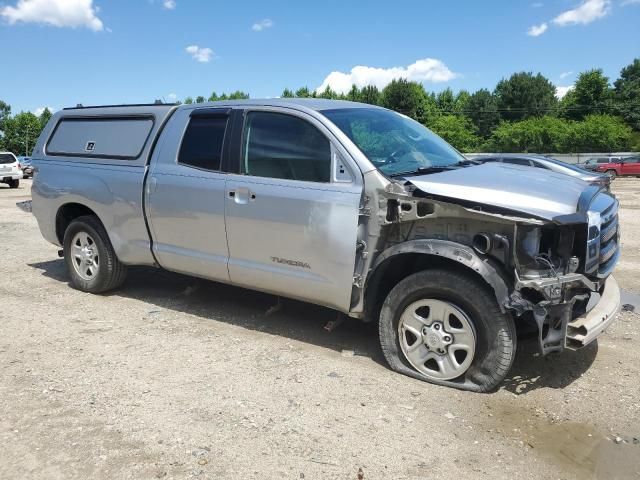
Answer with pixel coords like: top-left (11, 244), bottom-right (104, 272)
top-left (585, 195), bottom-right (619, 278)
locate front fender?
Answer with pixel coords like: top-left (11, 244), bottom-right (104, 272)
top-left (366, 239), bottom-right (512, 313)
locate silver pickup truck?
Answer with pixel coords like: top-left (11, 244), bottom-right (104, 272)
top-left (30, 99), bottom-right (621, 391)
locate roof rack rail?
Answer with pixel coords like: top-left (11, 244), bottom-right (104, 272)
top-left (63, 102), bottom-right (179, 111)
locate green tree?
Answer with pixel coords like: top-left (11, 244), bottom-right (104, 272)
top-left (435, 88), bottom-right (456, 113)
top-left (453, 90), bottom-right (471, 115)
top-left (359, 85), bottom-right (381, 106)
top-left (346, 85), bottom-right (360, 102)
top-left (381, 79), bottom-right (431, 121)
top-left (295, 87), bottom-right (311, 98)
top-left (183, 97), bottom-right (194, 104)
top-left (2, 112), bottom-right (42, 156)
top-left (571, 114), bottom-right (632, 152)
top-left (561, 69), bottom-right (612, 120)
top-left (281, 88), bottom-right (294, 98)
top-left (228, 90), bottom-right (250, 100)
top-left (207, 92), bottom-right (219, 102)
top-left (318, 86), bottom-right (338, 99)
top-left (39, 107), bottom-right (53, 129)
top-left (428, 115), bottom-right (480, 152)
top-left (484, 116), bottom-right (572, 153)
top-left (494, 72), bottom-right (557, 121)
top-left (195, 96), bottom-right (206, 103)
top-left (0, 100), bottom-right (10, 133)
top-left (614, 58), bottom-right (640, 131)
top-left (466, 89), bottom-right (500, 138)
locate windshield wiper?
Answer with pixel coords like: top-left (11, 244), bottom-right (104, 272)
top-left (453, 159), bottom-right (481, 166)
top-left (389, 165), bottom-right (456, 177)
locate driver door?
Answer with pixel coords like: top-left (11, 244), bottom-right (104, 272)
top-left (224, 108), bottom-right (363, 311)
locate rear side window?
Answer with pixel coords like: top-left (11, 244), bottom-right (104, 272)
top-left (47, 117), bottom-right (153, 159)
top-left (0, 153), bottom-right (16, 164)
top-left (178, 116), bottom-right (228, 171)
top-left (243, 112), bottom-right (331, 182)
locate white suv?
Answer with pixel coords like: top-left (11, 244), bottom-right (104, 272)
top-left (0, 152), bottom-right (21, 188)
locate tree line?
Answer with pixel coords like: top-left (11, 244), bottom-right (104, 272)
top-left (1, 58), bottom-right (638, 155)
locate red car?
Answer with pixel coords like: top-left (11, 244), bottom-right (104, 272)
top-left (596, 156), bottom-right (640, 178)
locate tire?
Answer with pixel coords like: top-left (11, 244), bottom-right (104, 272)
top-left (605, 170), bottom-right (617, 179)
top-left (378, 269), bottom-right (516, 392)
top-left (63, 215), bottom-right (127, 293)
top-left (9, 179), bottom-right (19, 188)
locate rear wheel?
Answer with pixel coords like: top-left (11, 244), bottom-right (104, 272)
top-left (378, 269), bottom-right (516, 392)
top-left (605, 170), bottom-right (617, 179)
top-left (63, 215), bottom-right (127, 293)
top-left (8, 179), bottom-right (19, 188)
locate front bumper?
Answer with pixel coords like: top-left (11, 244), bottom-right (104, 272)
top-left (566, 275), bottom-right (621, 349)
top-left (518, 274), bottom-right (621, 355)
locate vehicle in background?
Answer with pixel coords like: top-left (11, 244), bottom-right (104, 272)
top-left (30, 100), bottom-right (622, 392)
top-left (17, 157), bottom-right (34, 178)
top-left (579, 156), bottom-right (623, 172)
top-left (595, 156), bottom-right (640, 178)
top-left (0, 152), bottom-right (21, 188)
top-left (474, 154), bottom-right (610, 188)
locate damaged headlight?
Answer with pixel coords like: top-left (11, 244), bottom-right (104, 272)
top-left (515, 224), bottom-right (577, 277)
top-left (520, 227), bottom-right (541, 258)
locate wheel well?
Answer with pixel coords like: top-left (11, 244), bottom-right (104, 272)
top-left (363, 253), bottom-right (499, 323)
top-left (55, 203), bottom-right (98, 244)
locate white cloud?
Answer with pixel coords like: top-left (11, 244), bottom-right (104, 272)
top-left (532, 2), bottom-right (544, 7)
top-left (552, 0), bottom-right (611, 26)
top-left (163, 0), bottom-right (176, 9)
top-left (0, 0), bottom-right (103, 31)
top-left (559, 71), bottom-right (573, 79)
top-left (185, 45), bottom-right (214, 63)
top-left (621, 0), bottom-right (640, 5)
top-left (167, 93), bottom-right (177, 102)
top-left (316, 58), bottom-right (458, 95)
top-left (251, 18), bottom-right (273, 31)
top-left (33, 106), bottom-right (55, 116)
top-left (527, 22), bottom-right (548, 36)
top-left (555, 85), bottom-right (575, 99)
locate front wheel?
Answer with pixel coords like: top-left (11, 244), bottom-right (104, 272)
top-left (63, 215), bottom-right (127, 293)
top-left (605, 170), bottom-right (617, 179)
top-left (379, 269), bottom-right (516, 392)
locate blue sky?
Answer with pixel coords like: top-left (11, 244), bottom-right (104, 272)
top-left (1, 0), bottom-right (639, 114)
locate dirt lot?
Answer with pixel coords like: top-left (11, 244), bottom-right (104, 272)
top-left (1, 178), bottom-right (639, 480)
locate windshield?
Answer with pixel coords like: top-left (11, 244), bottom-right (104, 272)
top-left (322, 108), bottom-right (466, 176)
top-left (0, 154), bottom-right (16, 164)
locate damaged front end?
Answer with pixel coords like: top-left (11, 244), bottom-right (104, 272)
top-left (354, 167), bottom-right (622, 357)
top-left (509, 190), bottom-right (621, 354)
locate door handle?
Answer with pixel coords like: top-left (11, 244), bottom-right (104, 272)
top-left (146, 176), bottom-right (158, 195)
top-left (228, 187), bottom-right (255, 204)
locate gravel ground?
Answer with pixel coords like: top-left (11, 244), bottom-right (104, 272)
top-left (1, 178), bottom-right (639, 480)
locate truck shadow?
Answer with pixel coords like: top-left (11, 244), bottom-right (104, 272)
top-left (29, 261), bottom-right (383, 363)
top-left (502, 338), bottom-right (598, 395)
top-left (29, 260), bottom-right (597, 393)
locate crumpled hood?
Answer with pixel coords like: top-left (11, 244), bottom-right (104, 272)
top-left (407, 162), bottom-right (589, 221)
